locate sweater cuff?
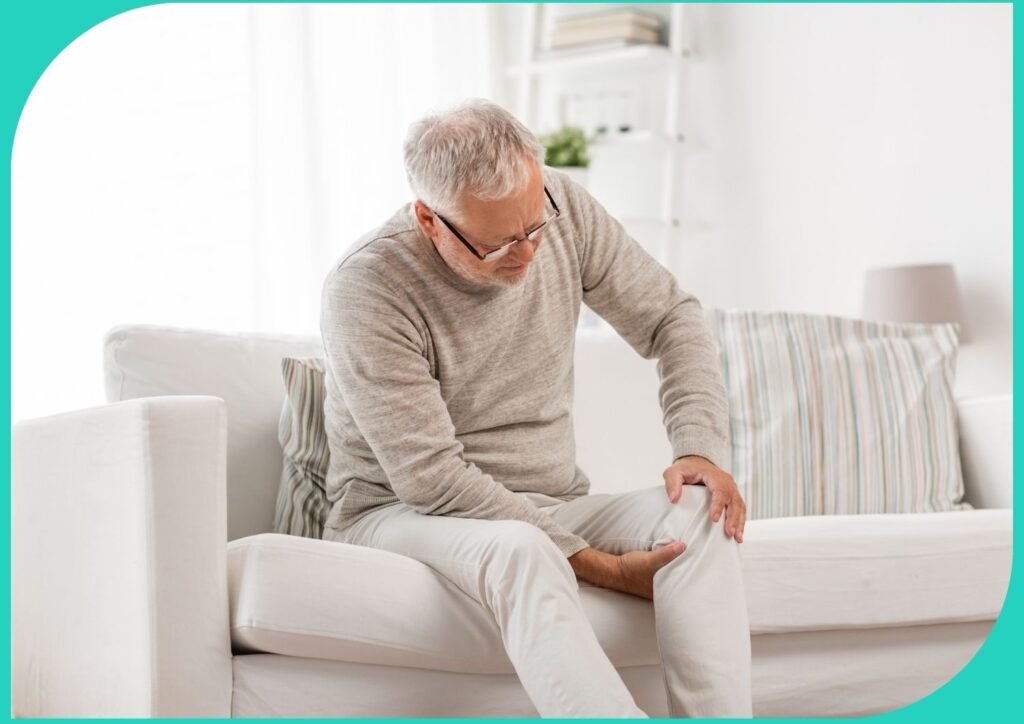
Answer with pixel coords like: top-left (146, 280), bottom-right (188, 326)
top-left (670, 425), bottom-right (731, 473)
top-left (552, 531), bottom-right (591, 559)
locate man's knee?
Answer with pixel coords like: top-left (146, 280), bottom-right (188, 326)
top-left (676, 483), bottom-right (713, 509)
top-left (667, 483), bottom-right (712, 524)
top-left (666, 484), bottom-right (737, 545)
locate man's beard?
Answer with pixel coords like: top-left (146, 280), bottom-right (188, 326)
top-left (488, 266), bottom-right (529, 287)
top-left (446, 249), bottom-right (529, 288)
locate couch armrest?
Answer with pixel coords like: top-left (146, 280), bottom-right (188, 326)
top-left (12, 396), bottom-right (233, 717)
top-left (957, 394), bottom-right (1013, 509)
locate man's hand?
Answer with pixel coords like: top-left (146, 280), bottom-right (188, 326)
top-left (664, 455), bottom-right (746, 543)
top-left (569, 544), bottom-right (686, 600)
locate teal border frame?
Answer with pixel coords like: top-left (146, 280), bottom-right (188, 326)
top-left (2, 1), bottom-right (1018, 721)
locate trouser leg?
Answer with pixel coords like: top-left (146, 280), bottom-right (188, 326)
top-left (542, 485), bottom-right (753, 718)
top-left (326, 504), bottom-right (649, 718)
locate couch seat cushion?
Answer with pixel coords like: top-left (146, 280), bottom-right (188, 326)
top-left (227, 533), bottom-right (659, 674)
top-left (228, 509), bottom-right (1011, 671)
top-left (740, 508), bottom-right (1011, 632)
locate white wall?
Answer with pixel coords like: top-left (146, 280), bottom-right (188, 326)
top-left (12, 3), bottom-right (497, 424)
top-left (14, 2), bottom-right (1011, 425)
top-left (499, 2), bottom-right (1012, 398)
top-left (691, 3), bottom-right (1012, 399)
top-left (12, 5), bottom-right (258, 423)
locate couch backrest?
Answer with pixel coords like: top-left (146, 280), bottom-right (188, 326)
top-left (956, 394), bottom-right (1013, 509)
top-left (102, 321), bottom-right (692, 541)
top-left (104, 324), bottom-right (324, 541)
top-left (102, 318), bottom-right (1009, 542)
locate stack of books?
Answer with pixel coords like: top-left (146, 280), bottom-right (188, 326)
top-left (545, 9), bottom-right (665, 53)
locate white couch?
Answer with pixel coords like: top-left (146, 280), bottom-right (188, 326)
top-left (12, 320), bottom-right (1012, 718)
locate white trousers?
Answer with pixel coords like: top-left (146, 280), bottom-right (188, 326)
top-left (323, 484), bottom-right (752, 718)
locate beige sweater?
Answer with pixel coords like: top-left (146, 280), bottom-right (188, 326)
top-left (319, 167), bottom-right (729, 557)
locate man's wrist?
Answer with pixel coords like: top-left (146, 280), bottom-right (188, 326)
top-left (568, 547), bottom-right (620, 587)
top-left (674, 454), bottom-right (715, 466)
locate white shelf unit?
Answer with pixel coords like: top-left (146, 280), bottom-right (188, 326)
top-left (508, 40), bottom-right (687, 78)
top-left (507, 3), bottom-right (696, 330)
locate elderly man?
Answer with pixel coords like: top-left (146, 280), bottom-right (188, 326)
top-left (320, 98), bottom-right (751, 718)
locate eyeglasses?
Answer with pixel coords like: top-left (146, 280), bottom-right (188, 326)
top-left (433, 186), bottom-right (561, 262)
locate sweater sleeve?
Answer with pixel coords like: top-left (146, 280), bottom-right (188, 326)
top-left (566, 177), bottom-right (732, 472)
top-left (321, 267), bottom-right (591, 558)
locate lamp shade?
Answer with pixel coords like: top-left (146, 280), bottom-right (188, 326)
top-left (861, 263), bottom-right (969, 344)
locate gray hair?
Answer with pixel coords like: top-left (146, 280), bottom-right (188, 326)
top-left (403, 98), bottom-right (546, 218)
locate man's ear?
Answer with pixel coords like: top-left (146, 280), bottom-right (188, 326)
top-left (413, 200), bottom-right (437, 239)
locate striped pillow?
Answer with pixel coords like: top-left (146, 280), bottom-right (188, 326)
top-left (707, 310), bottom-right (970, 519)
top-left (273, 356), bottom-right (330, 539)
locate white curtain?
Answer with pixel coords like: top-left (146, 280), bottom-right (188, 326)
top-left (12, 3), bottom-right (500, 424)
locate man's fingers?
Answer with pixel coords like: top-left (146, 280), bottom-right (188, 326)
top-left (710, 489), bottom-right (728, 521)
top-left (726, 502), bottom-right (743, 538)
top-left (724, 497), bottom-right (747, 542)
top-left (664, 477), bottom-right (683, 503)
top-left (653, 541), bottom-right (686, 565)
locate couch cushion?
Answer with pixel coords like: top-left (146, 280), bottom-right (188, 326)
top-left (707, 310), bottom-right (967, 519)
top-left (228, 509), bottom-right (1011, 670)
top-left (741, 508), bottom-right (1011, 632)
top-left (274, 357), bottom-right (330, 540)
top-left (228, 533), bottom-right (659, 674)
top-left (103, 324), bottom-right (324, 541)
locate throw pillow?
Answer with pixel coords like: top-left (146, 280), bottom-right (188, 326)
top-left (706, 309), bottom-right (970, 519)
top-left (274, 356), bottom-right (330, 539)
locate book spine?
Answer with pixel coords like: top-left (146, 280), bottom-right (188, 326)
top-left (549, 26), bottom-right (660, 48)
top-left (553, 11), bottom-right (663, 32)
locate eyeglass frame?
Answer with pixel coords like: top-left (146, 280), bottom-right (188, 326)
top-left (432, 185), bottom-right (561, 262)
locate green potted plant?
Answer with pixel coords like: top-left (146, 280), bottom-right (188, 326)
top-left (538, 125), bottom-right (591, 188)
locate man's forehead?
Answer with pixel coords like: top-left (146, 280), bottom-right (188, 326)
top-left (478, 193), bottom-right (550, 242)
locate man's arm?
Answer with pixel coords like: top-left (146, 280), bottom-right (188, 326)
top-left (566, 177), bottom-right (731, 471)
top-left (321, 266), bottom-right (590, 559)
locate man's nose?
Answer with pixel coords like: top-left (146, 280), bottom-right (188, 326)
top-left (509, 237), bottom-right (536, 264)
